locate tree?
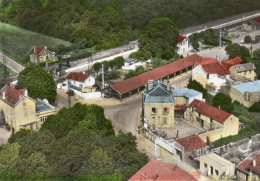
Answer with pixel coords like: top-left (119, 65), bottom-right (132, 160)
top-left (93, 62), bottom-right (102, 72)
top-left (16, 65), bottom-right (57, 103)
top-left (225, 43), bottom-right (251, 59)
top-left (187, 80), bottom-right (208, 98)
top-left (213, 93), bottom-right (234, 112)
top-left (139, 17), bottom-right (179, 59)
top-left (249, 101), bottom-right (260, 112)
top-left (244, 35), bottom-right (253, 44)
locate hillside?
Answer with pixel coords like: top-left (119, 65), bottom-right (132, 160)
top-left (0, 22), bottom-right (71, 65)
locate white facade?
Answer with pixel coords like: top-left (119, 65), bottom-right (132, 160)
top-left (192, 65), bottom-right (228, 91)
top-left (177, 37), bottom-right (192, 54)
top-left (67, 75), bottom-right (95, 89)
top-left (122, 61), bottom-right (146, 70)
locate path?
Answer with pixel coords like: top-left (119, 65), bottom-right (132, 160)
top-left (0, 51), bottom-right (25, 73)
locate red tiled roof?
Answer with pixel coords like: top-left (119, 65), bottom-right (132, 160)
top-left (30, 47), bottom-right (46, 55)
top-left (178, 35), bottom-right (186, 43)
top-left (221, 56), bottom-right (245, 70)
top-left (66, 72), bottom-right (90, 82)
top-left (253, 16), bottom-right (260, 24)
top-left (129, 159), bottom-right (198, 181)
top-left (0, 85), bottom-right (27, 105)
top-left (201, 61), bottom-right (230, 76)
top-left (176, 135), bottom-right (207, 152)
top-left (112, 54), bottom-right (215, 94)
top-left (175, 104), bottom-right (187, 110)
top-left (237, 154), bottom-right (260, 175)
top-left (189, 99), bottom-right (232, 123)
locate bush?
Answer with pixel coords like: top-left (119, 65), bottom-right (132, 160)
top-left (244, 35), bottom-right (253, 44)
top-left (125, 66), bottom-right (147, 79)
top-left (225, 43), bottom-right (251, 59)
top-left (249, 101), bottom-right (260, 112)
top-left (212, 93), bottom-right (234, 112)
top-left (187, 80), bottom-right (208, 98)
top-left (98, 70), bottom-right (121, 81)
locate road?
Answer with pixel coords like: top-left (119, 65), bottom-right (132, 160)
top-left (104, 96), bottom-right (142, 135)
top-left (0, 51), bottom-right (25, 73)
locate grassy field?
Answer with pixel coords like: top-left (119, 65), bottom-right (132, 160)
top-left (0, 22), bottom-right (72, 66)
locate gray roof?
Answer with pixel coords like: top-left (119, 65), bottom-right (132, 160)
top-left (234, 63), bottom-right (255, 72)
top-left (36, 101), bottom-right (53, 113)
top-left (172, 88), bottom-right (202, 98)
top-left (145, 81), bottom-right (175, 103)
top-left (232, 80), bottom-right (260, 94)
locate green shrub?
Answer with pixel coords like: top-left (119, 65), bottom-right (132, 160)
top-left (187, 80), bottom-right (208, 98)
top-left (249, 101), bottom-right (260, 112)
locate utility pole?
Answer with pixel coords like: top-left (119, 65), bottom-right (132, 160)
top-left (102, 64), bottom-right (105, 89)
top-left (219, 29), bottom-right (222, 47)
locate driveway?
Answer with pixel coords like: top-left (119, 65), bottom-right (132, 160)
top-left (104, 96), bottom-right (142, 135)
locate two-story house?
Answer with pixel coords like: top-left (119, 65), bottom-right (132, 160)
top-left (187, 99), bottom-right (239, 142)
top-left (0, 85), bottom-right (56, 132)
top-left (30, 46), bottom-right (57, 64)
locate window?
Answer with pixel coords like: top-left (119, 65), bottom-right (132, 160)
top-left (163, 107), bottom-right (169, 114)
top-left (244, 72), bottom-right (246, 76)
top-left (215, 169), bottom-right (219, 176)
top-left (204, 163), bottom-right (207, 169)
top-left (210, 166), bottom-right (213, 175)
top-left (207, 74), bottom-right (209, 79)
top-left (23, 103), bottom-right (26, 106)
top-left (152, 108), bottom-right (157, 114)
top-left (162, 117), bottom-right (167, 125)
top-left (79, 84), bottom-right (83, 89)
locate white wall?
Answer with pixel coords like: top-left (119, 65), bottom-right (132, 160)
top-left (177, 39), bottom-right (192, 54)
top-left (122, 62), bottom-right (146, 70)
top-left (192, 65), bottom-right (207, 80)
top-left (68, 76), bottom-right (95, 88)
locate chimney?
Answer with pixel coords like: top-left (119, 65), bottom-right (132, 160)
top-left (2, 92), bottom-right (5, 99)
top-left (45, 46), bottom-right (47, 50)
top-left (83, 71), bottom-right (86, 74)
top-left (147, 80), bottom-right (154, 91)
top-left (253, 158), bottom-right (257, 167)
top-left (34, 47), bottom-right (37, 54)
top-left (167, 84), bottom-right (171, 91)
top-left (24, 90), bottom-right (28, 96)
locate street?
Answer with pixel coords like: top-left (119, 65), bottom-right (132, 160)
top-left (104, 96), bottom-right (142, 135)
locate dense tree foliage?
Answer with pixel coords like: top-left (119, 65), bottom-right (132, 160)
top-left (139, 17), bottom-right (179, 59)
top-left (151, 53), bottom-right (181, 69)
top-left (225, 43), bottom-right (251, 59)
top-left (16, 65), bottom-right (57, 103)
top-left (249, 101), bottom-right (260, 112)
top-left (1, 0), bottom-right (125, 50)
top-left (2, 0), bottom-right (260, 50)
top-left (188, 29), bottom-right (219, 49)
top-left (212, 93), bottom-right (234, 113)
top-left (125, 66), bottom-right (147, 79)
top-left (1, 103), bottom-right (148, 180)
top-left (187, 80), bottom-right (208, 98)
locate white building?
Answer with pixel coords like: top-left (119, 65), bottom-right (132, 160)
top-left (177, 35), bottom-right (192, 54)
top-left (122, 58), bottom-right (146, 70)
top-left (66, 72), bottom-right (95, 90)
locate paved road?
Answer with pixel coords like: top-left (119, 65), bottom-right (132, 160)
top-left (104, 96), bottom-right (142, 135)
top-left (0, 51), bottom-right (25, 73)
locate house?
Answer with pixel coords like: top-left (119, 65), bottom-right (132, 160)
top-left (200, 153), bottom-right (236, 180)
top-left (66, 72), bottom-right (95, 93)
top-left (237, 153), bottom-right (260, 181)
top-left (122, 58), bottom-right (146, 70)
top-left (176, 134), bottom-right (207, 162)
top-left (220, 80), bottom-right (260, 107)
top-left (187, 99), bottom-right (239, 142)
top-left (192, 56), bottom-right (245, 91)
top-left (29, 46), bottom-right (57, 64)
top-left (0, 85), bottom-right (56, 132)
top-left (144, 81), bottom-right (175, 129)
top-left (177, 35), bottom-right (192, 54)
top-left (172, 87), bottom-right (203, 118)
top-left (129, 158), bottom-right (199, 181)
top-left (229, 62), bottom-right (256, 82)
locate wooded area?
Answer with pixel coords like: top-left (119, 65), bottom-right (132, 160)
top-left (1, 0), bottom-right (260, 50)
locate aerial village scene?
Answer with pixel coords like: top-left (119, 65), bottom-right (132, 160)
top-left (2, 0), bottom-right (260, 180)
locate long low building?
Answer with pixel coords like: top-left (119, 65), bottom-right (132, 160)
top-left (109, 54), bottom-right (243, 99)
